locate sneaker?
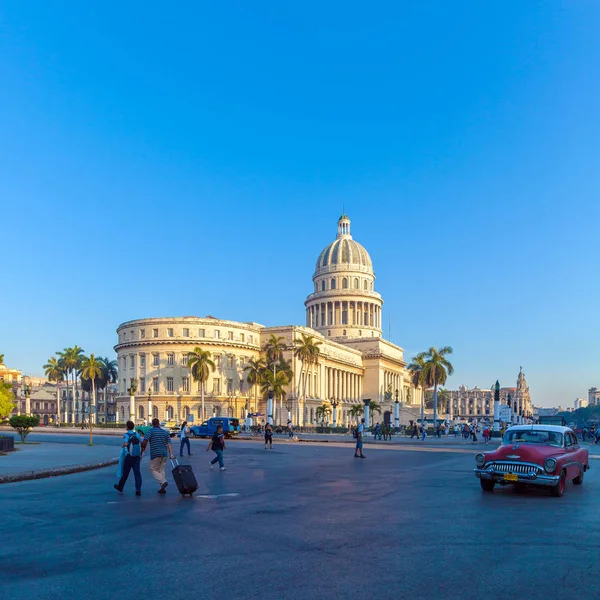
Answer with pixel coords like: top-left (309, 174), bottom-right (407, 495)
top-left (135, 491), bottom-right (141, 496)
top-left (158, 482), bottom-right (168, 494)
top-left (113, 484), bottom-right (123, 493)
top-left (359, 455), bottom-right (366, 459)
top-left (219, 467), bottom-right (226, 471)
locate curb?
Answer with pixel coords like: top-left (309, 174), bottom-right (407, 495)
top-left (0, 457), bottom-right (119, 484)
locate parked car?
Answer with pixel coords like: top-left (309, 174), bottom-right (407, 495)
top-left (474, 425), bottom-right (589, 497)
top-left (189, 417), bottom-right (240, 439)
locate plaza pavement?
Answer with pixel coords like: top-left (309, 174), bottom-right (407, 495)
top-left (1, 437), bottom-right (599, 600)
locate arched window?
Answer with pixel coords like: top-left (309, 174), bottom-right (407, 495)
top-left (120, 406), bottom-right (126, 421)
top-left (331, 279), bottom-right (336, 290)
top-left (322, 281), bottom-right (326, 291)
top-left (370, 282), bottom-right (373, 291)
top-left (363, 280), bottom-right (368, 290)
top-left (166, 406), bottom-right (174, 420)
top-left (359, 330), bottom-right (362, 336)
top-left (343, 330), bottom-right (347, 336)
top-left (183, 405), bottom-right (190, 420)
top-left (315, 283), bottom-right (318, 292)
top-left (354, 278), bottom-right (359, 289)
top-left (328, 330), bottom-right (331, 336)
top-left (138, 405), bottom-right (144, 419)
top-left (342, 278), bottom-right (348, 289)
top-left (152, 406), bottom-right (158, 419)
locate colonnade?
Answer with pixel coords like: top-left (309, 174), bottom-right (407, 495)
top-left (382, 370), bottom-right (404, 399)
top-left (306, 300), bottom-right (382, 330)
top-left (324, 366), bottom-right (362, 401)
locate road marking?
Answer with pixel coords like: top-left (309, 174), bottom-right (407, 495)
top-left (195, 493), bottom-right (240, 499)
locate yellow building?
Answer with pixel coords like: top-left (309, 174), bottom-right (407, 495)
top-left (114, 215), bottom-right (424, 425)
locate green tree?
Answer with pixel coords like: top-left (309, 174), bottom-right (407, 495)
top-left (349, 404), bottom-right (364, 419)
top-left (420, 346), bottom-right (454, 427)
top-left (0, 382), bottom-right (16, 418)
top-left (58, 346), bottom-right (85, 422)
top-left (368, 400), bottom-right (382, 419)
top-left (407, 354), bottom-right (427, 423)
top-left (9, 415), bottom-right (40, 442)
top-left (315, 403), bottom-right (331, 424)
top-left (294, 333), bottom-right (322, 425)
top-left (261, 369), bottom-right (291, 422)
top-left (0, 353), bottom-right (5, 364)
top-left (81, 354), bottom-right (103, 445)
top-left (187, 348), bottom-right (216, 421)
top-left (43, 356), bottom-right (64, 421)
top-left (99, 357), bottom-right (118, 421)
top-left (243, 357), bottom-right (266, 416)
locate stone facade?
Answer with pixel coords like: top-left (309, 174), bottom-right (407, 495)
top-left (447, 368), bottom-right (532, 421)
top-left (114, 215), bottom-right (424, 426)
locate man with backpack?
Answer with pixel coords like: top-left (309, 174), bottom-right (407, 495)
top-left (114, 421), bottom-right (143, 496)
top-left (354, 418), bottom-right (366, 459)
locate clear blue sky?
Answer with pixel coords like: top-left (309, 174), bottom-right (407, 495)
top-left (1, 1), bottom-right (598, 407)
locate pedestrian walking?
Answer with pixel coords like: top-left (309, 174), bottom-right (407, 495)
top-left (179, 421), bottom-right (192, 457)
top-left (114, 421), bottom-right (143, 496)
top-left (287, 419), bottom-right (294, 438)
top-left (471, 425), bottom-right (478, 443)
top-left (264, 422), bottom-right (274, 449)
top-left (421, 423), bottom-right (427, 442)
top-left (145, 418), bottom-right (175, 494)
top-left (410, 423), bottom-right (419, 439)
top-left (483, 425), bottom-right (490, 444)
top-left (207, 424), bottom-right (226, 471)
top-left (354, 418), bottom-right (366, 458)
top-left (374, 422), bottom-right (381, 440)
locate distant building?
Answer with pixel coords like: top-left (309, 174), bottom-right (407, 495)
top-left (574, 397), bottom-right (588, 410)
top-left (537, 407), bottom-right (559, 417)
top-left (588, 388), bottom-right (600, 406)
top-left (447, 368), bottom-right (532, 421)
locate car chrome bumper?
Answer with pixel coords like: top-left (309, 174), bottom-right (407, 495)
top-left (474, 468), bottom-right (561, 487)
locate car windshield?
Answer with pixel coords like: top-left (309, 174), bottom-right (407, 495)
top-left (503, 429), bottom-right (563, 447)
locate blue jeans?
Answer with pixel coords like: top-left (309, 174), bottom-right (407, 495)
top-left (117, 455), bottom-right (142, 492)
top-left (180, 437), bottom-right (191, 456)
top-left (211, 449), bottom-right (224, 468)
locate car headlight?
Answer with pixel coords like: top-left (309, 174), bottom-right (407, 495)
top-left (544, 458), bottom-right (557, 473)
top-left (475, 453), bottom-right (486, 467)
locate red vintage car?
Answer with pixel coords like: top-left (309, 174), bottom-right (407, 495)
top-left (474, 425), bottom-right (590, 497)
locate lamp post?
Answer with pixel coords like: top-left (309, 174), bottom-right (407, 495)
top-left (147, 388), bottom-right (152, 424)
top-left (23, 376), bottom-right (32, 416)
top-left (127, 379), bottom-right (138, 423)
top-left (493, 381), bottom-right (500, 435)
top-left (267, 391), bottom-right (274, 425)
top-left (330, 397), bottom-right (339, 427)
top-left (363, 398), bottom-right (371, 428)
top-left (394, 389), bottom-right (400, 431)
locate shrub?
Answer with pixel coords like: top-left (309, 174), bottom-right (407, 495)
top-left (9, 415), bottom-right (41, 442)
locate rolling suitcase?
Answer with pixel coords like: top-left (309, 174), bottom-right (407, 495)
top-left (170, 459), bottom-right (198, 496)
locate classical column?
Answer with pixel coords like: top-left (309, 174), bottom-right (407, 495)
top-left (363, 398), bottom-right (371, 428)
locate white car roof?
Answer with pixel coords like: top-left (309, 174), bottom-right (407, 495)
top-left (506, 425), bottom-right (572, 434)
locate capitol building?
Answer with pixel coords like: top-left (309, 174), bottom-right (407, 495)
top-left (115, 215), bottom-right (423, 426)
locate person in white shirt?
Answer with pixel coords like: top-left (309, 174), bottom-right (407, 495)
top-left (354, 418), bottom-right (366, 459)
top-left (179, 421), bottom-right (192, 457)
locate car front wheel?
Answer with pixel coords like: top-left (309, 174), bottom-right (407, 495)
top-left (551, 470), bottom-right (566, 497)
top-left (189, 431), bottom-right (195, 438)
top-left (573, 468), bottom-right (584, 485)
top-left (480, 478), bottom-right (495, 492)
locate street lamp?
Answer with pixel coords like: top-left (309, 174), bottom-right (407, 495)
top-left (23, 376), bottom-right (32, 416)
top-left (330, 396), bottom-right (339, 427)
top-left (147, 388), bottom-right (153, 424)
top-left (127, 379), bottom-right (138, 423)
top-left (394, 389), bottom-right (400, 431)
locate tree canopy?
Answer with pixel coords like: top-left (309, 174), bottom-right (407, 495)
top-left (0, 382), bottom-right (16, 418)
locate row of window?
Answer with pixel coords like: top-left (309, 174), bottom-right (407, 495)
top-left (120, 327), bottom-right (255, 344)
top-left (315, 278), bottom-right (374, 293)
top-left (122, 353), bottom-right (250, 370)
top-left (122, 376), bottom-right (239, 395)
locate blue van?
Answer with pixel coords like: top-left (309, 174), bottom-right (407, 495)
top-left (189, 417), bottom-right (240, 438)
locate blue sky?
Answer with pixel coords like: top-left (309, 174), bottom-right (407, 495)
top-left (1, 1), bottom-right (598, 406)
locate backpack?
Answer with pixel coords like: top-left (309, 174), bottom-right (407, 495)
top-left (352, 428), bottom-right (358, 439)
top-left (127, 432), bottom-right (141, 457)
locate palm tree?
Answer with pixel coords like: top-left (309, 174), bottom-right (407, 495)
top-left (438, 388), bottom-right (450, 419)
top-left (243, 357), bottom-right (266, 417)
top-left (99, 357), bottom-right (118, 422)
top-left (187, 347), bottom-right (216, 421)
top-left (407, 354), bottom-right (427, 424)
top-left (260, 369), bottom-right (290, 416)
top-left (349, 404), bottom-right (364, 420)
top-left (58, 346), bottom-right (85, 423)
top-left (420, 346), bottom-right (454, 428)
top-left (43, 356), bottom-right (64, 421)
top-left (368, 400), bottom-right (382, 420)
top-left (315, 403), bottom-right (331, 424)
top-left (80, 354), bottom-right (103, 441)
top-left (294, 333), bottom-right (322, 425)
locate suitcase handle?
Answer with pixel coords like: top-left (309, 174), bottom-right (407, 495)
top-left (170, 458), bottom-right (179, 468)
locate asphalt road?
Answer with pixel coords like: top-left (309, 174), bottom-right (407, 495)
top-left (1, 436), bottom-right (598, 600)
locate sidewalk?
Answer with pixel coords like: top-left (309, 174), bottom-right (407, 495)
top-left (0, 426), bottom-right (121, 437)
top-left (0, 440), bottom-right (119, 483)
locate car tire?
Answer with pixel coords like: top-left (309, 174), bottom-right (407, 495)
top-left (573, 469), bottom-right (584, 485)
top-left (480, 478), bottom-right (495, 492)
top-left (189, 431), bottom-right (195, 438)
top-left (551, 470), bottom-right (566, 497)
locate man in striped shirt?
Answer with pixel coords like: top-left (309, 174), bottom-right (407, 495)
top-left (145, 418), bottom-right (175, 493)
